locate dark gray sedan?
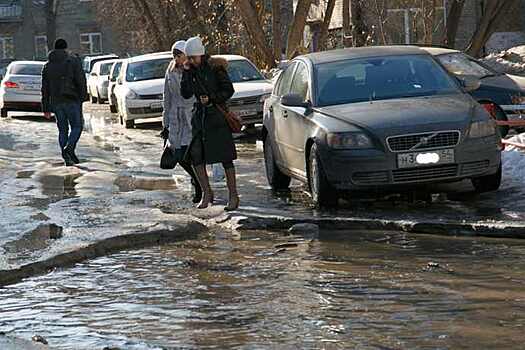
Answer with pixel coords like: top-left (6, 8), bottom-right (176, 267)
top-left (263, 46), bottom-right (502, 207)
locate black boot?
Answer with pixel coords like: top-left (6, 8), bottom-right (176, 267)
top-left (192, 178), bottom-right (203, 204)
top-left (61, 149), bottom-right (75, 166)
top-left (65, 147), bottom-right (80, 164)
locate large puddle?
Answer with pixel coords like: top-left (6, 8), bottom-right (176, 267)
top-left (1, 231), bottom-right (525, 349)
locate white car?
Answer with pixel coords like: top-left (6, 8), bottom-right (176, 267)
top-left (218, 55), bottom-right (273, 127)
top-left (114, 53), bottom-right (171, 128)
top-left (108, 60), bottom-right (123, 113)
top-left (82, 54), bottom-right (119, 82)
top-left (87, 59), bottom-right (119, 104)
top-left (0, 61), bottom-right (45, 118)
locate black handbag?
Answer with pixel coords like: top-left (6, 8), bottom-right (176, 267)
top-left (160, 143), bottom-right (177, 169)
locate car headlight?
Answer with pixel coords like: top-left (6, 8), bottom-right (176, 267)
top-left (468, 120), bottom-right (497, 138)
top-left (125, 89), bottom-right (138, 100)
top-left (327, 132), bottom-right (373, 149)
top-left (259, 93), bottom-right (271, 103)
top-left (511, 95), bottom-right (525, 105)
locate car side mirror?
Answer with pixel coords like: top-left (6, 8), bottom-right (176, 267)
top-left (460, 76), bottom-right (481, 92)
top-left (281, 93), bottom-right (310, 108)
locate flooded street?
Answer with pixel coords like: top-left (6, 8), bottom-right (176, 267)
top-left (1, 230), bottom-right (525, 349)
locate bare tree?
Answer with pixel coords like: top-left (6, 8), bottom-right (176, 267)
top-left (286, 0), bottom-right (313, 58)
top-left (318, 0), bottom-right (337, 51)
top-left (466, 0), bottom-right (518, 57)
top-left (45, 0), bottom-right (60, 50)
top-left (272, 0), bottom-right (282, 60)
top-left (350, 0), bottom-right (368, 47)
top-left (443, 0), bottom-right (465, 48)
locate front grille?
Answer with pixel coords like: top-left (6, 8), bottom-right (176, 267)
top-left (352, 171), bottom-right (389, 185)
top-left (387, 131), bottom-right (460, 152)
top-left (392, 164), bottom-right (458, 183)
top-left (461, 161), bottom-right (490, 176)
top-left (139, 93), bottom-right (163, 100)
top-left (228, 96), bottom-right (260, 107)
top-left (128, 106), bottom-right (163, 115)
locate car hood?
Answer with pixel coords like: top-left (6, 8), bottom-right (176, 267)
top-left (480, 74), bottom-right (525, 93)
top-left (126, 79), bottom-right (164, 95)
top-left (316, 94), bottom-right (476, 137)
top-left (232, 80), bottom-right (273, 99)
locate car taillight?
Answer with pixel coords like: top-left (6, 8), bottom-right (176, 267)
top-left (4, 81), bottom-right (19, 89)
top-left (481, 102), bottom-right (496, 117)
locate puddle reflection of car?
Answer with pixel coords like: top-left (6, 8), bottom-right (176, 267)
top-left (114, 53), bottom-right (172, 128)
top-left (424, 47), bottom-right (525, 136)
top-left (0, 61), bottom-right (45, 118)
top-left (263, 46), bottom-right (502, 207)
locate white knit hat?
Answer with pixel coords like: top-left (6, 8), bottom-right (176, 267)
top-left (184, 37), bottom-right (205, 56)
top-left (172, 40), bottom-right (186, 53)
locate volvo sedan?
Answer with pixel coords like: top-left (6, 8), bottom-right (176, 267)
top-left (0, 61), bottom-right (44, 118)
top-left (263, 46), bottom-right (502, 207)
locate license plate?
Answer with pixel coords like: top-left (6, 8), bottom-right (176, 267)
top-left (237, 109), bottom-right (258, 117)
top-left (23, 84), bottom-right (39, 91)
top-left (150, 102), bottom-right (163, 110)
top-left (397, 149), bottom-right (455, 169)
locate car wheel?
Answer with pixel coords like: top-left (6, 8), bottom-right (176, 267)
top-left (1, 109), bottom-right (7, 118)
top-left (125, 119), bottom-right (135, 129)
top-left (308, 143), bottom-right (338, 207)
top-left (110, 104), bottom-right (117, 113)
top-left (471, 164), bottom-right (502, 193)
top-left (492, 104), bottom-right (509, 138)
top-left (91, 94), bottom-right (97, 104)
top-left (119, 115), bottom-right (124, 125)
top-left (97, 91), bottom-right (104, 105)
top-left (264, 136), bottom-right (291, 190)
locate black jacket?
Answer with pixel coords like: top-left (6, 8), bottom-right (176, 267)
top-left (41, 50), bottom-right (87, 113)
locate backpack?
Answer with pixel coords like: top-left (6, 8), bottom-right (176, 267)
top-left (59, 57), bottom-right (80, 100)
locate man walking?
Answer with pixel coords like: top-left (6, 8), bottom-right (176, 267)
top-left (41, 39), bottom-right (87, 166)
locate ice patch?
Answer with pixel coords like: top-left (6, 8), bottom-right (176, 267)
top-left (502, 148), bottom-right (525, 188)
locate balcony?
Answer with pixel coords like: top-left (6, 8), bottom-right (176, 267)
top-left (0, 3), bottom-right (22, 22)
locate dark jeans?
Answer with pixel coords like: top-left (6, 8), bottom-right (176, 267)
top-left (53, 102), bottom-right (83, 151)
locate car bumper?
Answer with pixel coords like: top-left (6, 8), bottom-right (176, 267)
top-left (229, 103), bottom-right (263, 125)
top-left (319, 136), bottom-right (501, 190)
top-left (123, 99), bottom-right (163, 121)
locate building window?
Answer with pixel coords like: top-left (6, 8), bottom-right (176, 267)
top-left (0, 37), bottom-right (14, 59)
top-left (80, 32), bottom-right (102, 55)
top-left (35, 36), bottom-right (48, 60)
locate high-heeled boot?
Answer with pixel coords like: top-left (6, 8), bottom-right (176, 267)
top-left (193, 165), bottom-right (213, 209)
top-left (224, 167), bottom-right (240, 211)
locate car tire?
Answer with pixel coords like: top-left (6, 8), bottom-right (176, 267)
top-left (308, 143), bottom-right (338, 207)
top-left (91, 94), bottom-right (97, 104)
top-left (471, 164), bottom-right (502, 193)
top-left (110, 104), bottom-right (117, 113)
top-left (264, 137), bottom-right (291, 190)
top-left (119, 115), bottom-right (124, 125)
top-left (1, 109), bottom-right (7, 118)
top-left (125, 119), bottom-right (135, 129)
top-left (97, 91), bottom-right (104, 105)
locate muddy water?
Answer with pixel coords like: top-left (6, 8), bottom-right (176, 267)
top-left (1, 231), bottom-right (524, 349)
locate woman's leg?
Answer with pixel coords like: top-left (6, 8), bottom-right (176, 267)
top-left (223, 162), bottom-right (239, 211)
top-left (190, 139), bottom-right (213, 209)
top-left (180, 158), bottom-right (202, 204)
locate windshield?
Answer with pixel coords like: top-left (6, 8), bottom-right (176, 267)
top-left (437, 53), bottom-right (496, 78)
top-left (10, 64), bottom-right (43, 76)
top-left (111, 62), bottom-right (122, 79)
top-left (315, 55), bottom-right (459, 107)
top-left (100, 62), bottom-right (114, 76)
top-left (126, 58), bottom-right (171, 82)
top-left (227, 60), bottom-right (265, 83)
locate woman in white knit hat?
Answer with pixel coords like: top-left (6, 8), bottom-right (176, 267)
top-left (161, 40), bottom-right (202, 203)
top-left (181, 36), bottom-right (239, 211)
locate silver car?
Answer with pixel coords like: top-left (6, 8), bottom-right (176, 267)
top-left (263, 46), bottom-right (502, 207)
top-left (0, 61), bottom-right (45, 118)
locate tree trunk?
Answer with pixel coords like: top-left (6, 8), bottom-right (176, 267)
top-left (272, 0), bottom-right (282, 60)
top-left (350, 0), bottom-right (367, 47)
top-left (45, 0), bottom-right (58, 51)
top-left (343, 0), bottom-right (351, 46)
top-left (373, 0), bottom-right (388, 45)
top-left (130, 0), bottom-right (165, 51)
top-left (443, 0), bottom-right (465, 48)
top-left (318, 0), bottom-right (336, 51)
top-left (466, 0), bottom-right (518, 57)
top-left (181, 0), bottom-right (208, 37)
top-left (234, 0), bottom-right (276, 68)
top-left (286, 0), bottom-right (313, 58)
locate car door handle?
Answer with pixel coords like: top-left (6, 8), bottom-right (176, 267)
top-left (283, 110), bottom-right (288, 118)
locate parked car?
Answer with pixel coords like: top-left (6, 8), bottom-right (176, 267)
top-left (82, 54), bottom-right (119, 81)
top-left (108, 60), bottom-right (123, 113)
top-left (263, 46), bottom-right (502, 207)
top-left (114, 53), bottom-right (171, 128)
top-left (0, 61), bottom-right (45, 118)
top-left (423, 47), bottom-right (525, 136)
top-left (217, 55), bottom-right (273, 127)
top-left (87, 59), bottom-right (119, 104)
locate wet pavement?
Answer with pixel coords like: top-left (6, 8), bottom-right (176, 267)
top-left (1, 104), bottom-right (525, 348)
top-left (1, 230), bottom-right (525, 349)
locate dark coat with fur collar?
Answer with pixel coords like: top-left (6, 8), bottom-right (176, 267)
top-left (181, 56), bottom-right (236, 164)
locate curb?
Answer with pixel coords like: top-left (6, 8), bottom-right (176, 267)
top-left (0, 220), bottom-right (207, 288)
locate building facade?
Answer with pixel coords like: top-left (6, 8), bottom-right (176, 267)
top-left (0, 0), bottom-right (118, 68)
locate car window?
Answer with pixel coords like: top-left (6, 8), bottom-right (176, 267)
top-left (277, 62), bottom-right (297, 96)
top-left (437, 53), bottom-right (496, 78)
top-left (289, 63), bottom-right (309, 100)
top-left (126, 58), bottom-right (171, 82)
top-left (100, 62), bottom-right (113, 76)
top-left (111, 62), bottom-right (122, 80)
top-left (227, 60), bottom-right (265, 83)
top-left (9, 64), bottom-right (43, 76)
top-left (316, 54), bottom-right (459, 107)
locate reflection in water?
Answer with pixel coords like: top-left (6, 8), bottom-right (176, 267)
top-left (1, 231), bottom-right (525, 349)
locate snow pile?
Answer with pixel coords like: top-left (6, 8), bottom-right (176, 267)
top-left (480, 45), bottom-right (525, 76)
top-left (502, 148), bottom-right (525, 188)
